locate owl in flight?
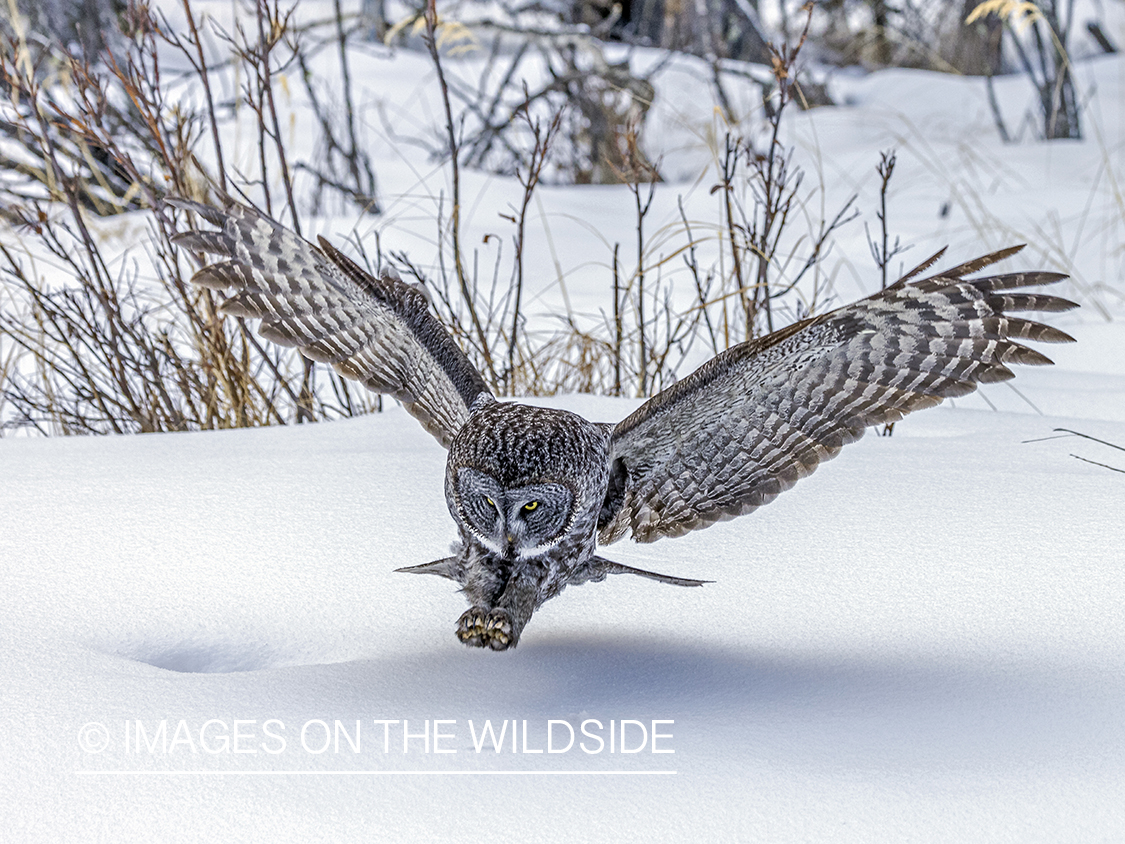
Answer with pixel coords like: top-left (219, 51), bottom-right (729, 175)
top-left (170, 199), bottom-right (1075, 650)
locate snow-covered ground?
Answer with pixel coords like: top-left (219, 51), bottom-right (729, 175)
top-left (3, 328), bottom-right (1124, 842)
top-left (2, 2), bottom-right (1125, 841)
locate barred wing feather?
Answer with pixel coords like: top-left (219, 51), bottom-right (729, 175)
top-left (599, 247), bottom-right (1076, 544)
top-left (168, 199), bottom-right (490, 447)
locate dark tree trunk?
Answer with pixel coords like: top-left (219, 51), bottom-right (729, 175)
top-left (953, 0), bottom-right (1004, 75)
top-left (1, 0), bottom-right (123, 59)
top-left (576, 0), bottom-right (770, 64)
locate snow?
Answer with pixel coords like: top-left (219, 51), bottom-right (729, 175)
top-left (3, 2), bottom-right (1125, 840)
top-left (4, 357), bottom-right (1125, 841)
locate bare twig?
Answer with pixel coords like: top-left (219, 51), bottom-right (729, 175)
top-left (504, 106), bottom-right (562, 394)
top-left (422, 0), bottom-right (497, 388)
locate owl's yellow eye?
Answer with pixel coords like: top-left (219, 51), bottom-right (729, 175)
top-left (486, 497), bottom-right (495, 507)
top-left (523, 501), bottom-right (539, 512)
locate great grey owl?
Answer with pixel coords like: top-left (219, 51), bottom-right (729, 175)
top-left (169, 198), bottom-right (1076, 650)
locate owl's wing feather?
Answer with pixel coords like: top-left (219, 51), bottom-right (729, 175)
top-left (599, 248), bottom-right (1076, 544)
top-left (168, 199), bottom-right (491, 447)
top-left (570, 556), bottom-right (711, 587)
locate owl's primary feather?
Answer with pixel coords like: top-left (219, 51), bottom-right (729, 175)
top-left (167, 198), bottom-right (490, 447)
top-left (170, 198), bottom-right (1076, 650)
top-left (598, 249), bottom-right (1076, 544)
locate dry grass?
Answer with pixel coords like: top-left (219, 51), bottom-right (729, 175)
top-left (0, 1), bottom-right (379, 435)
top-left (0, 1), bottom-right (1008, 436)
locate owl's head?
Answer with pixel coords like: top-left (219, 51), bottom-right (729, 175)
top-left (454, 468), bottom-right (575, 560)
top-left (446, 401), bottom-right (610, 561)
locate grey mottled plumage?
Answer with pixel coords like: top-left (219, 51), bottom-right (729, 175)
top-left (170, 198), bottom-right (1077, 650)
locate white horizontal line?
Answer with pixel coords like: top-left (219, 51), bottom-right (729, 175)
top-left (75, 769), bottom-right (676, 776)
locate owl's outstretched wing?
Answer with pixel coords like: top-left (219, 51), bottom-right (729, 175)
top-left (168, 199), bottom-right (491, 447)
top-left (598, 246), bottom-right (1077, 544)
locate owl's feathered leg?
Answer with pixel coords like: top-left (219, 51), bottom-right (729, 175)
top-left (399, 541), bottom-right (530, 650)
top-left (396, 554), bottom-right (519, 649)
top-left (456, 606), bottom-right (515, 650)
top-left (456, 570), bottom-right (540, 651)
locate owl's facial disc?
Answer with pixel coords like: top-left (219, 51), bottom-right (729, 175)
top-left (456, 469), bottom-right (574, 560)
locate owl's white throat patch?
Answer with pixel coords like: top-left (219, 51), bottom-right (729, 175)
top-left (516, 539), bottom-right (563, 560)
top-left (464, 523), bottom-right (561, 562)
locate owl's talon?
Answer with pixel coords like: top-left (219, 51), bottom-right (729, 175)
top-left (457, 607), bottom-right (514, 650)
